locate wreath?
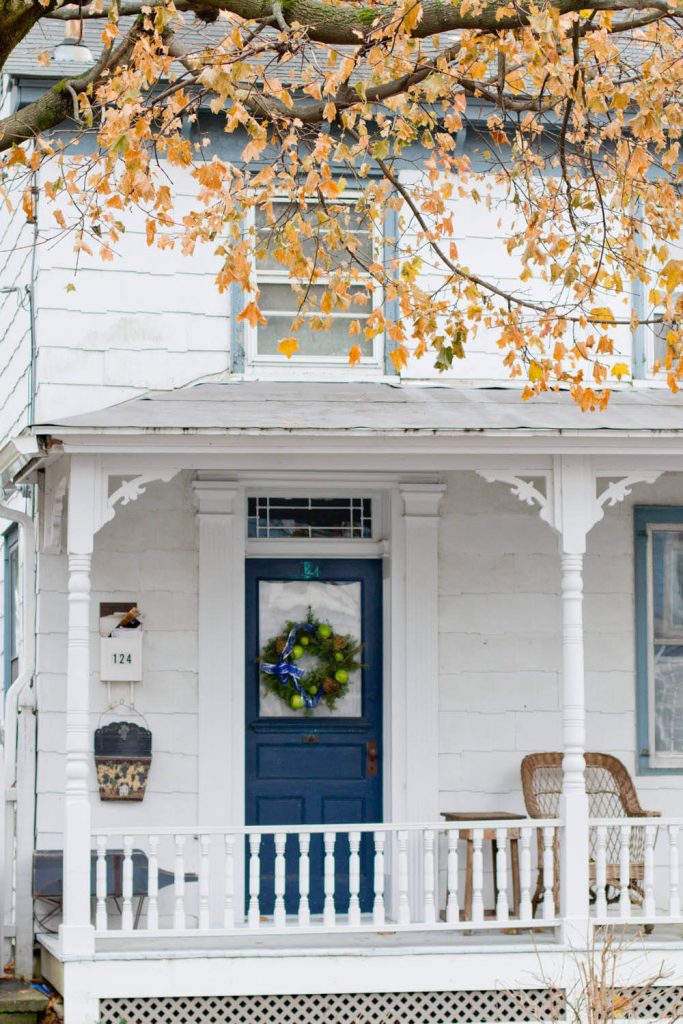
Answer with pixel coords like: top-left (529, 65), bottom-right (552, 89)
top-left (260, 609), bottom-right (363, 712)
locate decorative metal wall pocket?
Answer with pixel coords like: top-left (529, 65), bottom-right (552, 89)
top-left (94, 720), bottom-right (152, 802)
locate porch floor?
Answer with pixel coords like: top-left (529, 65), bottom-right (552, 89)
top-left (38, 922), bottom-right (683, 959)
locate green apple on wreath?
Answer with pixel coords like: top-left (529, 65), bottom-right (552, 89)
top-left (259, 609), bottom-right (363, 712)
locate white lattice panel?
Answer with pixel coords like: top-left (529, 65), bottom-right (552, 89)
top-left (99, 989), bottom-right (566, 1024)
top-left (617, 988), bottom-right (683, 1018)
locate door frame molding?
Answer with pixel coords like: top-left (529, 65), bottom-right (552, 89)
top-left (193, 473), bottom-right (443, 917)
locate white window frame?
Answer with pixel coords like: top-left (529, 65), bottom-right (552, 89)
top-left (644, 299), bottom-right (682, 380)
top-left (243, 194), bottom-right (385, 372)
top-left (646, 522), bottom-right (683, 769)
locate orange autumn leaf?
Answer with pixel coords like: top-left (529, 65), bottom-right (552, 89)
top-left (237, 301), bottom-right (267, 329)
top-left (277, 337), bottom-right (299, 359)
top-left (348, 345), bottom-right (362, 366)
top-left (22, 189), bottom-right (35, 222)
top-left (389, 346), bottom-right (409, 372)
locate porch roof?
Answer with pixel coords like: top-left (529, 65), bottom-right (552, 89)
top-left (32, 381), bottom-right (683, 437)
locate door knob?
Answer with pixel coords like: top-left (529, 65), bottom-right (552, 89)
top-left (366, 740), bottom-right (379, 777)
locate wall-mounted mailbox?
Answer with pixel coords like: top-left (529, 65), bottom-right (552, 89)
top-left (100, 633), bottom-right (143, 682)
top-left (99, 602), bottom-right (143, 682)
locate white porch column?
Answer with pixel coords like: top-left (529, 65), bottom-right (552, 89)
top-left (60, 457), bottom-right (96, 956)
top-left (193, 478), bottom-right (245, 921)
top-left (553, 457), bottom-right (592, 940)
top-left (399, 483), bottom-right (445, 824)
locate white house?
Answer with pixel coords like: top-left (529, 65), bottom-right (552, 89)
top-left (3, 18), bottom-right (683, 1024)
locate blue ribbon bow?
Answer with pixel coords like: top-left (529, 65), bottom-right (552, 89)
top-left (262, 623), bottom-right (323, 708)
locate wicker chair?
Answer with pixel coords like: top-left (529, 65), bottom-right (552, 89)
top-left (521, 752), bottom-right (659, 914)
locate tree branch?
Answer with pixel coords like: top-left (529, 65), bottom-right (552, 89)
top-left (0, 19), bottom-right (144, 153)
top-left (46, 0), bottom-right (676, 43)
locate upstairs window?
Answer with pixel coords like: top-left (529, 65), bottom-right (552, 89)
top-left (645, 296), bottom-right (682, 377)
top-left (244, 198), bottom-right (384, 369)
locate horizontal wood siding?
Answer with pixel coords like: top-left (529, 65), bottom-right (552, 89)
top-left (0, 176), bottom-right (33, 443)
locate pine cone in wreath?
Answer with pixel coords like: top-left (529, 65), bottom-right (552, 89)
top-left (332, 635), bottom-right (346, 650)
top-left (275, 637), bottom-right (286, 654)
top-left (323, 677), bottom-right (340, 694)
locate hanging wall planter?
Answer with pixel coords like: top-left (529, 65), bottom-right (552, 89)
top-left (94, 719), bottom-right (152, 801)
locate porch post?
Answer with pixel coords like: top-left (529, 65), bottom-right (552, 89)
top-left (193, 477), bottom-right (245, 922)
top-left (59, 456), bottom-right (96, 956)
top-left (399, 483), bottom-right (445, 826)
top-left (555, 457), bottom-right (591, 943)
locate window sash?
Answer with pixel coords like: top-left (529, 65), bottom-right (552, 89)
top-left (645, 304), bottom-right (682, 377)
top-left (244, 197), bottom-right (384, 367)
top-left (645, 523), bottom-right (683, 768)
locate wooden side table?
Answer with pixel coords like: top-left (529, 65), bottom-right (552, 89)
top-left (441, 811), bottom-right (526, 919)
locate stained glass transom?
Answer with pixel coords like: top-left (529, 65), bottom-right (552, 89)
top-left (248, 497), bottom-right (372, 539)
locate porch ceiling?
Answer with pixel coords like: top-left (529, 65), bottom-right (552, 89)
top-left (29, 382), bottom-right (683, 438)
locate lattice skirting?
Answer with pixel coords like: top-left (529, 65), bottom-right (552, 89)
top-left (99, 989), bottom-right (566, 1024)
top-left (617, 988), bottom-right (683, 1018)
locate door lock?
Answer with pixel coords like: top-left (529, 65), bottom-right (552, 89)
top-left (366, 740), bottom-right (379, 777)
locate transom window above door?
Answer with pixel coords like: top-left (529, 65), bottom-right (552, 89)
top-left (248, 496), bottom-right (373, 540)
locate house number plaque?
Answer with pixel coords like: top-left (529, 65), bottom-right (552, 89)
top-left (100, 634), bottom-right (143, 682)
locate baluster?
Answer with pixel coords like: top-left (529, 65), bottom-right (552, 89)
top-left (147, 835), bottom-right (159, 931)
top-left (471, 829), bottom-right (484, 924)
top-left (446, 829), bottom-right (459, 924)
top-left (298, 833), bottom-right (311, 927)
top-left (373, 831), bottom-right (386, 926)
top-left (619, 824), bottom-right (631, 918)
top-left (248, 833), bottom-right (261, 929)
top-left (173, 835), bottom-right (186, 930)
top-left (644, 824), bottom-right (656, 920)
top-left (323, 832), bottom-right (336, 927)
top-left (95, 835), bottom-right (107, 933)
top-left (519, 828), bottom-right (532, 921)
top-left (669, 825), bottom-right (680, 918)
top-left (199, 834), bottom-right (211, 930)
top-left (348, 831), bottom-right (361, 926)
top-left (223, 834), bottom-right (235, 929)
top-left (423, 829), bottom-right (436, 924)
top-left (495, 828), bottom-right (509, 922)
top-left (595, 826), bottom-right (607, 919)
top-left (397, 830), bottom-right (410, 925)
top-left (122, 835), bottom-right (134, 931)
top-left (542, 827), bottom-right (555, 920)
top-left (274, 832), bottom-right (287, 928)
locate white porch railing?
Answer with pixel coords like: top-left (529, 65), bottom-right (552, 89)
top-left (87, 819), bottom-right (561, 937)
top-left (590, 817), bottom-right (683, 925)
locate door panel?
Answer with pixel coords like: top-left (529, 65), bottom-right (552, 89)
top-left (245, 558), bottom-right (382, 916)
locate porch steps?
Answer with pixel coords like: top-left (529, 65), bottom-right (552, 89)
top-left (0, 980), bottom-right (49, 1024)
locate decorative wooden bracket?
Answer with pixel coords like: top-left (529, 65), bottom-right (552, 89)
top-left (478, 460), bottom-right (662, 552)
top-left (103, 470), bottom-right (181, 529)
top-left (477, 470), bottom-right (553, 528)
top-left (42, 462), bottom-right (69, 554)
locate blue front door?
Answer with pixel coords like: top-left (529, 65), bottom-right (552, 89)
top-left (245, 558), bottom-right (383, 917)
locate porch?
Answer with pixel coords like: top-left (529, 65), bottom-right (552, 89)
top-left (12, 383), bottom-right (683, 1018)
